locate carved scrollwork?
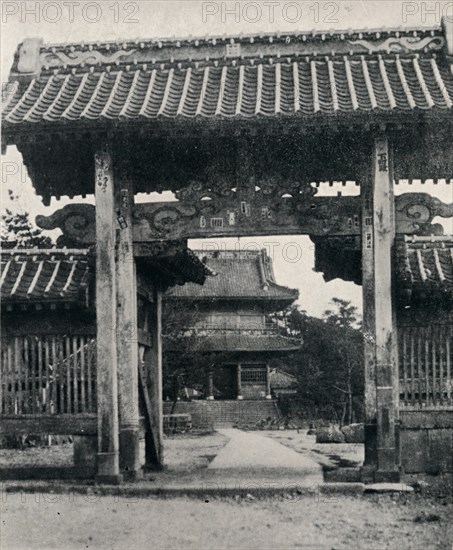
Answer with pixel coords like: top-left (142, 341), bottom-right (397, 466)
top-left (258, 177), bottom-right (316, 200)
top-left (40, 48), bottom-right (136, 68)
top-left (36, 204), bottom-right (96, 244)
top-left (175, 180), bottom-right (235, 205)
top-left (348, 35), bottom-right (445, 54)
top-left (395, 193), bottom-right (453, 235)
top-left (133, 203), bottom-right (198, 238)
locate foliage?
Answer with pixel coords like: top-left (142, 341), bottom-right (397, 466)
top-left (284, 299), bottom-right (364, 425)
top-left (1, 190), bottom-right (52, 248)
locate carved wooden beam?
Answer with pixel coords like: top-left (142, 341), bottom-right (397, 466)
top-left (395, 193), bottom-right (453, 235)
top-left (36, 192), bottom-right (453, 249)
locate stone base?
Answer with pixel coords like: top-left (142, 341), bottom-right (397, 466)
top-left (364, 483), bottom-right (413, 494)
top-left (360, 465), bottom-right (401, 484)
top-left (374, 470), bottom-right (401, 483)
top-left (95, 474), bottom-right (123, 485)
top-left (96, 452), bottom-right (121, 484)
top-left (73, 436), bottom-right (97, 469)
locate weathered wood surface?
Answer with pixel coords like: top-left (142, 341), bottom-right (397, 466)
top-left (115, 177), bottom-right (141, 478)
top-left (372, 136), bottom-right (399, 475)
top-left (361, 171), bottom-right (377, 467)
top-left (94, 145), bottom-right (121, 482)
top-left (36, 192), bottom-right (452, 246)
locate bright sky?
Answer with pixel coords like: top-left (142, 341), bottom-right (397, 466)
top-left (1, 1), bottom-right (453, 317)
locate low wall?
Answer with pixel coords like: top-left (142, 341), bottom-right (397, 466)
top-left (400, 409), bottom-right (453, 474)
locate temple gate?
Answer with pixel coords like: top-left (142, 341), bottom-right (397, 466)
top-left (2, 18), bottom-right (453, 482)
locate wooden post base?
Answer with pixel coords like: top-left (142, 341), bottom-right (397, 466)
top-left (119, 429), bottom-right (143, 480)
top-left (96, 451), bottom-right (123, 484)
top-left (364, 423), bottom-right (377, 466)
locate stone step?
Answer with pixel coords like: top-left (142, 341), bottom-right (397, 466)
top-left (163, 400), bottom-right (281, 429)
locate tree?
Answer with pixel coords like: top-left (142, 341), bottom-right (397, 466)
top-left (284, 300), bottom-right (364, 426)
top-left (322, 299), bottom-right (363, 425)
top-left (1, 190), bottom-right (52, 248)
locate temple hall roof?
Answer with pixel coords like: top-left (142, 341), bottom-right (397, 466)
top-left (165, 331), bottom-right (301, 353)
top-left (3, 20), bottom-right (453, 132)
top-left (165, 249), bottom-right (299, 304)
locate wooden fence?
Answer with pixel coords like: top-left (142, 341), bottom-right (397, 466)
top-left (1, 334), bottom-right (96, 416)
top-left (398, 324), bottom-right (453, 408)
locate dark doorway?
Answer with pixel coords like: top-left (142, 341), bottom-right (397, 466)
top-left (213, 366), bottom-right (237, 399)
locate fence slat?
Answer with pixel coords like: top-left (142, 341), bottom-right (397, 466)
top-left (65, 337), bottom-right (71, 414)
top-left (87, 339), bottom-right (93, 413)
top-left (399, 324), bottom-right (453, 408)
top-left (409, 329), bottom-right (415, 405)
top-left (432, 327), bottom-right (437, 405)
top-left (51, 337), bottom-right (57, 414)
top-left (58, 338), bottom-right (65, 414)
top-left (7, 342), bottom-right (13, 414)
top-left (30, 336), bottom-right (37, 414)
top-left (44, 338), bottom-right (50, 413)
top-left (37, 338), bottom-right (43, 413)
top-left (401, 328), bottom-right (408, 404)
top-left (73, 336), bottom-right (78, 414)
top-left (416, 329), bottom-right (421, 405)
top-left (447, 327), bottom-right (452, 403)
top-left (1, 333), bottom-right (96, 417)
top-left (80, 336), bottom-right (86, 413)
top-left (14, 337), bottom-right (21, 415)
top-left (424, 330), bottom-right (431, 406)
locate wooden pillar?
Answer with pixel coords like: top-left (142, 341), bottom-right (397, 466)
top-left (361, 134), bottom-right (399, 482)
top-left (265, 364), bottom-right (272, 399)
top-left (237, 364), bottom-right (243, 400)
top-left (207, 369), bottom-right (214, 400)
top-left (94, 144), bottom-right (121, 484)
top-left (143, 290), bottom-right (164, 470)
top-left (115, 177), bottom-right (141, 480)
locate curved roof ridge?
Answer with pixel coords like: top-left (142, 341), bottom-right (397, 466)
top-left (37, 23), bottom-right (444, 51)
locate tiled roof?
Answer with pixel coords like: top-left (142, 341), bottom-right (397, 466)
top-left (166, 332), bottom-right (301, 352)
top-left (3, 23), bottom-right (453, 128)
top-left (396, 236), bottom-right (453, 288)
top-left (1, 249), bottom-right (91, 304)
top-left (0, 246), bottom-right (213, 306)
top-left (166, 249), bottom-right (298, 302)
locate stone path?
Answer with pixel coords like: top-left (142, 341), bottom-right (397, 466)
top-left (207, 429), bottom-right (323, 485)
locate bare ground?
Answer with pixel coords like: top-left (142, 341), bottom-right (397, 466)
top-left (0, 430), bottom-right (451, 550)
top-left (1, 491), bottom-right (452, 550)
top-left (261, 430), bottom-right (364, 470)
top-left (0, 432), bottom-right (229, 471)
